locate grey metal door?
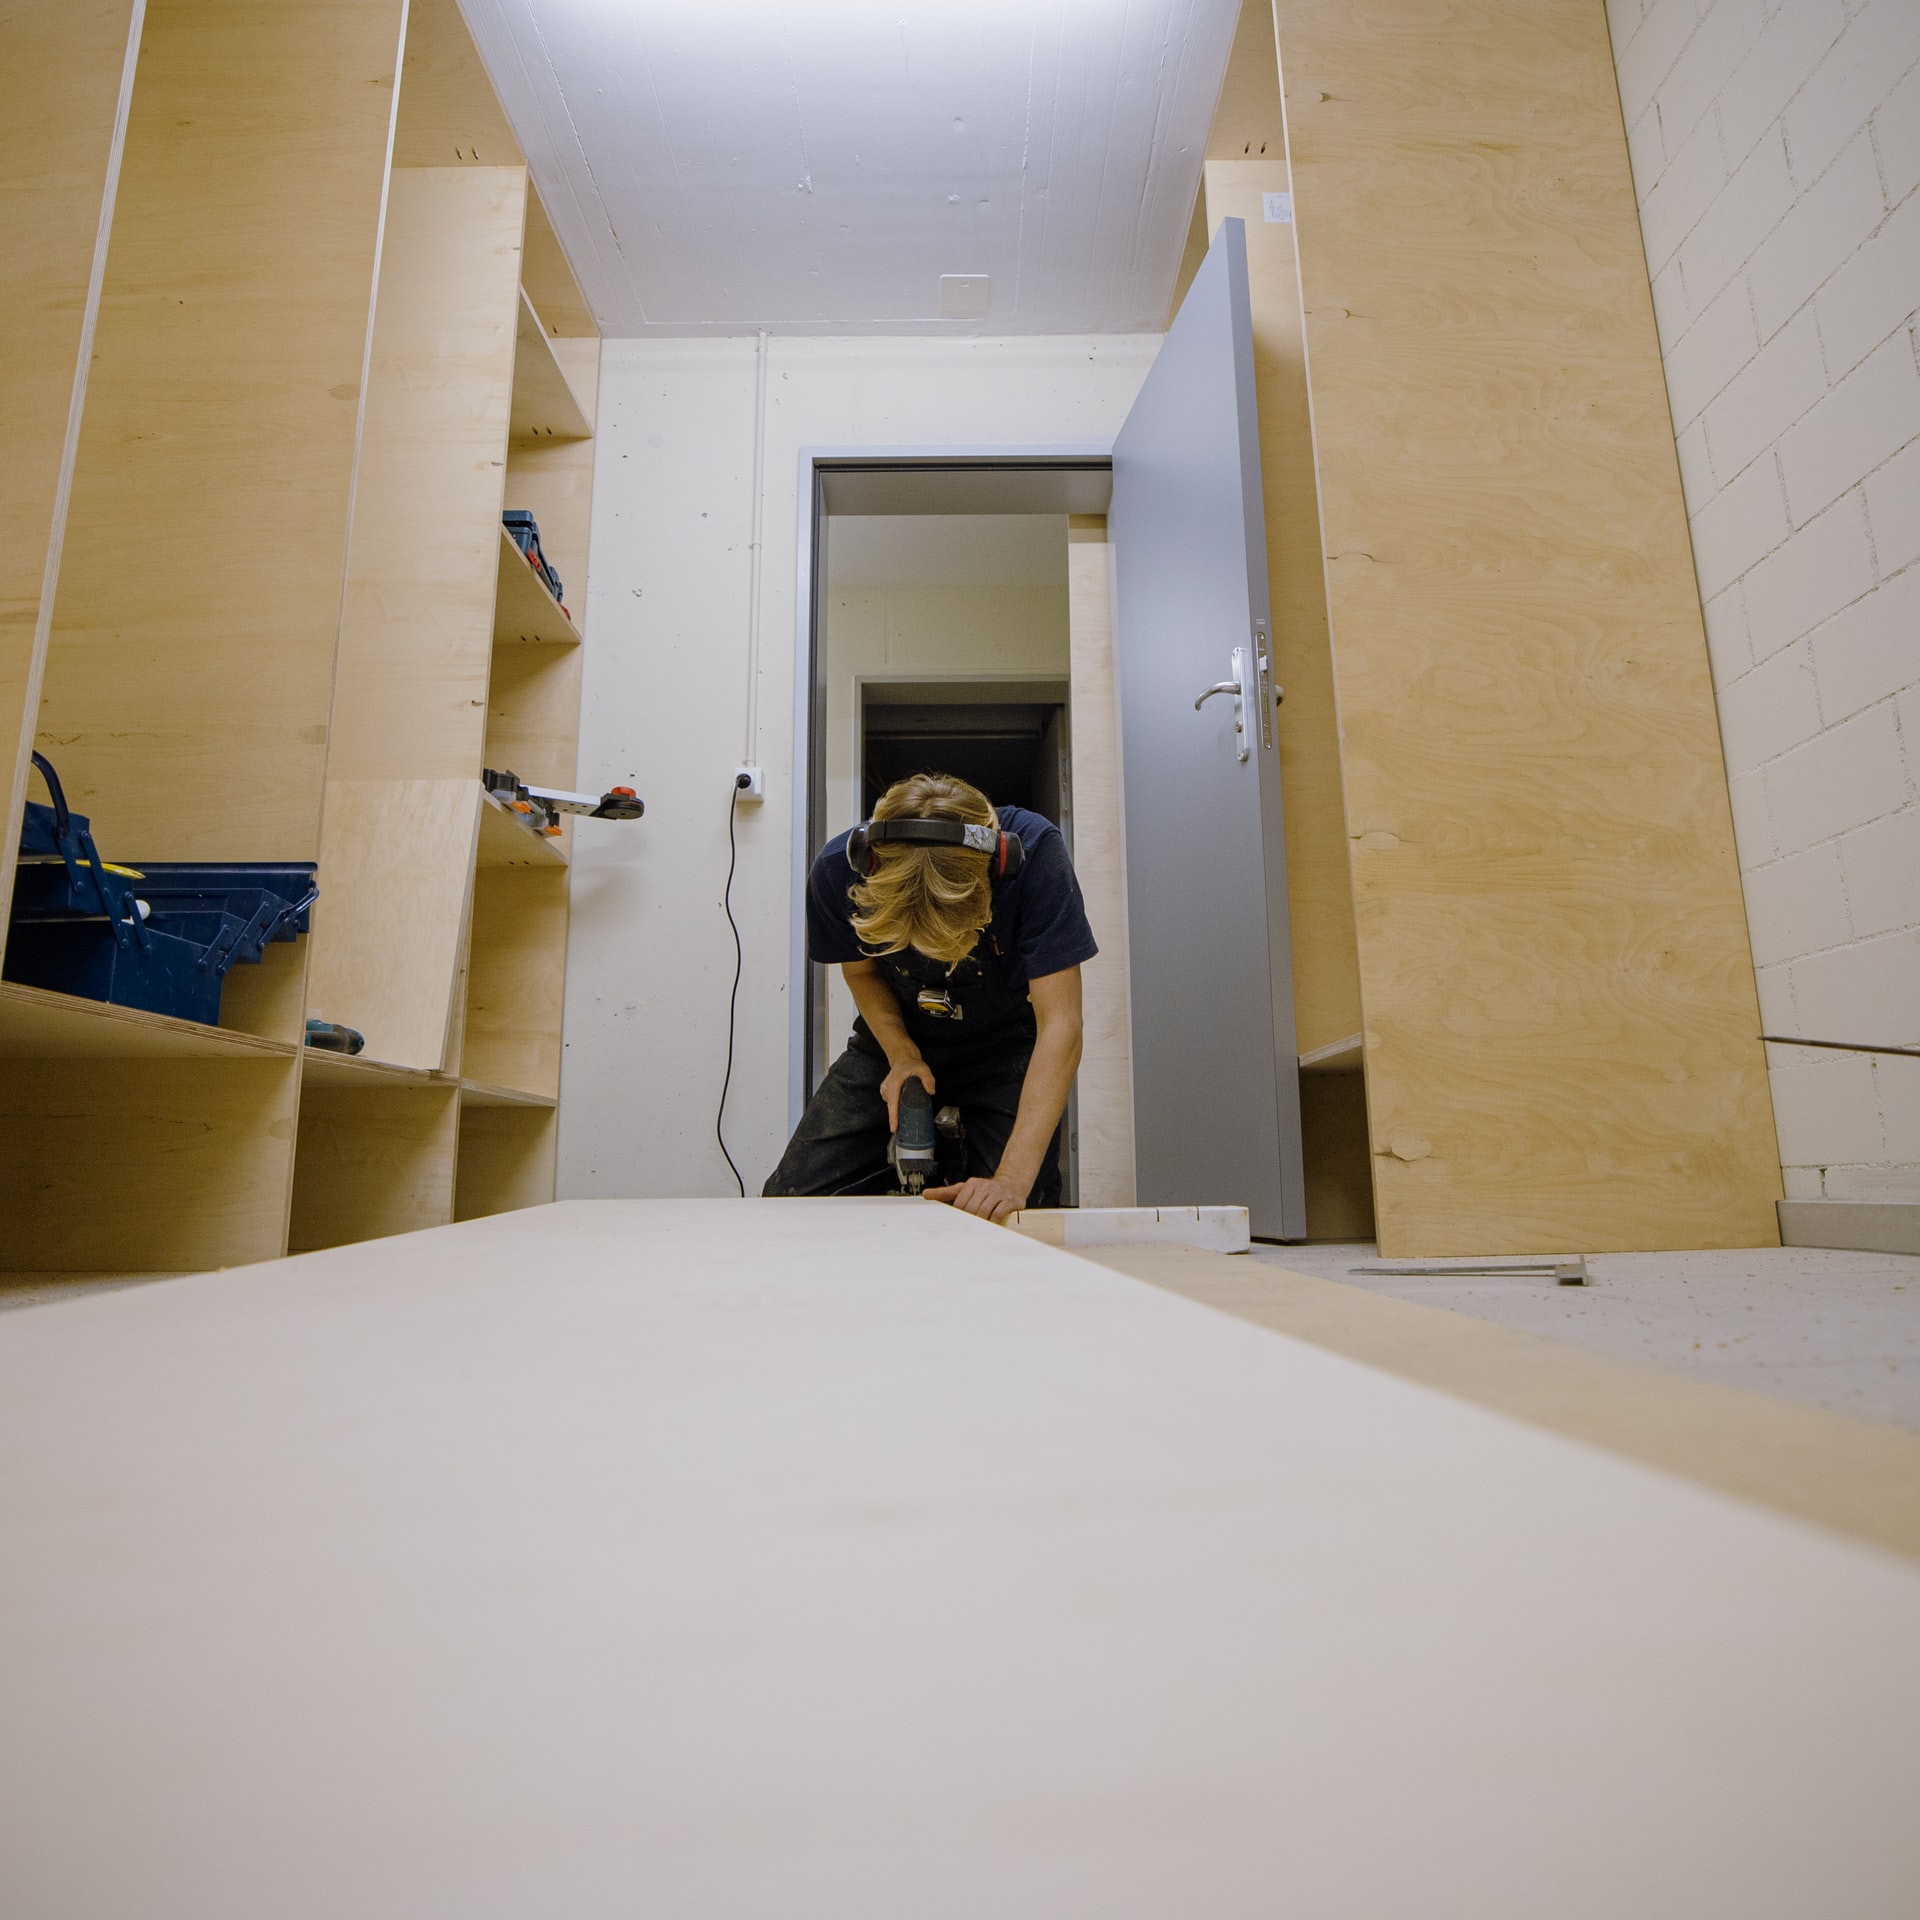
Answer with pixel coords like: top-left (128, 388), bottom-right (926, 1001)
top-left (1109, 217), bottom-right (1305, 1240)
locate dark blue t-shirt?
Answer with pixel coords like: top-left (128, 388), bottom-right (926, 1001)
top-left (807, 804), bottom-right (1098, 992)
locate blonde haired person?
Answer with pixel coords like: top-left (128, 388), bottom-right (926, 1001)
top-left (763, 772), bottom-right (1094, 1221)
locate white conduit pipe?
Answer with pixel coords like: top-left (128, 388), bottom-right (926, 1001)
top-left (743, 327), bottom-right (770, 764)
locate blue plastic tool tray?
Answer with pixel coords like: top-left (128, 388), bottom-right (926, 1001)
top-left (502, 509), bottom-right (565, 604)
top-left (6, 755), bottom-right (317, 1028)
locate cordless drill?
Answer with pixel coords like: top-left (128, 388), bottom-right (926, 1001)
top-left (889, 1077), bottom-right (938, 1194)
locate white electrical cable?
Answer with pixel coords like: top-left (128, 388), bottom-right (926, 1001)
top-left (743, 327), bottom-right (770, 764)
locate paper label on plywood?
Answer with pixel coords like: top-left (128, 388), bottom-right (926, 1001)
top-left (1262, 191), bottom-right (1293, 224)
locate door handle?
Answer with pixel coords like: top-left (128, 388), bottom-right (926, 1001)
top-left (1194, 648), bottom-right (1251, 762)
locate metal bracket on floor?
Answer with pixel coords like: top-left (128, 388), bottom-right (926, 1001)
top-left (1351, 1257), bottom-right (1590, 1287)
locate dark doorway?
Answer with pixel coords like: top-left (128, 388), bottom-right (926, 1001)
top-left (862, 701), bottom-right (1071, 833)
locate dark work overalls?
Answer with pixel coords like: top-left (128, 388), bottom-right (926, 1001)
top-left (762, 933), bottom-right (1066, 1204)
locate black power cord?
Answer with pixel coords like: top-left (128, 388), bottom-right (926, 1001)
top-left (716, 774), bottom-right (749, 1196)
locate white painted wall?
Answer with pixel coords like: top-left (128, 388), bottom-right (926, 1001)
top-left (1611, 0), bottom-right (1920, 1202)
top-left (558, 336), bottom-right (1155, 1200)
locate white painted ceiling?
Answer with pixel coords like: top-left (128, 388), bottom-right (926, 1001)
top-left (459, 0), bottom-right (1240, 337)
top-left (827, 515), bottom-right (1069, 586)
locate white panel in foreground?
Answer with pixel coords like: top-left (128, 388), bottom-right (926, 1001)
top-left (1, 1199), bottom-right (1917, 1917)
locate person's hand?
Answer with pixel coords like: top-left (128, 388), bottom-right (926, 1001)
top-left (880, 1057), bottom-right (935, 1131)
top-left (925, 1174), bottom-right (1027, 1224)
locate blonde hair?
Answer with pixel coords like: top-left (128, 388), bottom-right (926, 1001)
top-left (849, 772), bottom-right (998, 966)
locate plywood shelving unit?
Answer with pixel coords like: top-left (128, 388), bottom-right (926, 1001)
top-left (2, 0), bottom-right (602, 1274)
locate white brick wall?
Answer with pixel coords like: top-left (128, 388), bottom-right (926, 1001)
top-left (1609, 0), bottom-right (1920, 1204)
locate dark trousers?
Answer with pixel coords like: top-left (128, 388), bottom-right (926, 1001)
top-left (763, 1030), bottom-right (1065, 1204)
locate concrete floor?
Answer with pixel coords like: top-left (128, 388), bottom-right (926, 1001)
top-left (1258, 1242), bottom-right (1920, 1430)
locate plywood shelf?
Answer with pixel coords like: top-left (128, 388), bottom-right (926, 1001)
top-left (494, 525), bottom-right (582, 646)
top-left (300, 1047), bottom-right (444, 1091)
top-left (510, 288), bottom-right (591, 443)
top-left (476, 789), bottom-right (569, 868)
top-left (0, 981), bottom-right (298, 1062)
top-left (6, 0), bottom-right (585, 1270)
top-left (1300, 1032), bottom-right (1363, 1074)
top-left (460, 1078), bottom-right (558, 1108)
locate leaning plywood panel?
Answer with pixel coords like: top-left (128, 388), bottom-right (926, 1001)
top-left (0, 0), bottom-right (143, 932)
top-left (0, 1056), bottom-right (299, 1272)
top-left (306, 779), bottom-right (480, 1068)
top-left (322, 168), bottom-right (526, 780)
top-left (33, 0), bottom-right (407, 864)
top-left (1275, 0), bottom-right (1780, 1254)
top-left (304, 163), bottom-right (527, 1068)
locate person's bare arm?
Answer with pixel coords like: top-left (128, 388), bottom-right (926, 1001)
top-left (841, 959), bottom-right (934, 1128)
top-left (927, 965), bottom-right (1083, 1224)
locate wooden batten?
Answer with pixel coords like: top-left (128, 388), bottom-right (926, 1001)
top-left (1274, 0), bottom-right (1781, 1253)
top-left (0, 0), bottom-right (144, 933)
top-left (1066, 517), bottom-right (1137, 1208)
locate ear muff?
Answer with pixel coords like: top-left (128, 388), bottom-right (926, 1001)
top-left (845, 818), bottom-right (1026, 878)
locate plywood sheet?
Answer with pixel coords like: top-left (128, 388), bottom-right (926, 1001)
top-left (509, 290), bottom-right (592, 441)
top-left (0, 980), bottom-right (295, 1063)
top-left (485, 643), bottom-right (585, 799)
top-left (326, 165), bottom-right (526, 785)
top-left (390, 0), bottom-right (522, 169)
top-left (494, 527), bottom-right (583, 647)
top-left (453, 1101), bottom-right (557, 1218)
top-left (0, 1199), bottom-right (1916, 1910)
top-left (289, 1080), bottom-right (458, 1251)
top-left (461, 865), bottom-right (568, 1098)
top-left (1066, 519), bottom-right (1136, 1207)
top-left (1275, 0), bottom-right (1781, 1254)
top-left (0, 1055), bottom-right (298, 1271)
top-left (0, 0), bottom-right (142, 934)
top-left (35, 0), bottom-right (407, 863)
top-left (303, 778), bottom-right (479, 1070)
top-left (1100, 1241), bottom-right (1920, 1561)
top-left (521, 184), bottom-right (596, 337)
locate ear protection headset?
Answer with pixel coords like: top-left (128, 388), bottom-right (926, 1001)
top-left (846, 816), bottom-right (1026, 879)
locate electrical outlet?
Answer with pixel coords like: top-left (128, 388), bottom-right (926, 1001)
top-left (733, 765), bottom-right (765, 803)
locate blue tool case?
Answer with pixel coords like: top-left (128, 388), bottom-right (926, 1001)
top-left (502, 509), bottom-right (565, 604)
top-left (5, 753), bottom-right (317, 1028)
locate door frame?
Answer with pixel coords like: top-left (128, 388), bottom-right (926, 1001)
top-left (787, 449), bottom-right (1113, 1126)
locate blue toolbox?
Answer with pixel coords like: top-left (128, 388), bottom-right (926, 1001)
top-left (502, 509), bottom-right (565, 606)
top-left (5, 753), bottom-right (317, 1028)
